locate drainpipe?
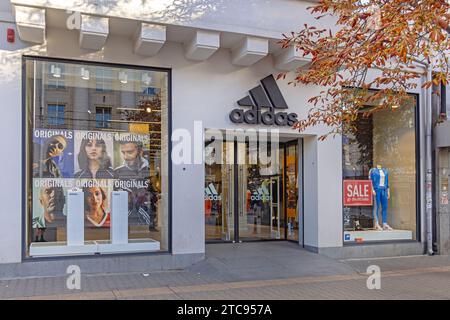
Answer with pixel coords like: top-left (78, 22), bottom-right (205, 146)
top-left (425, 65), bottom-right (434, 255)
top-left (410, 58), bottom-right (434, 255)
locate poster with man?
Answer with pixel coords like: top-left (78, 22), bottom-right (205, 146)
top-left (113, 133), bottom-right (158, 229)
top-left (32, 178), bottom-right (71, 242)
top-left (33, 129), bottom-right (74, 178)
top-left (113, 133), bottom-right (150, 179)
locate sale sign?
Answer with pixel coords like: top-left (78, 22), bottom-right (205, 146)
top-left (343, 180), bottom-right (373, 206)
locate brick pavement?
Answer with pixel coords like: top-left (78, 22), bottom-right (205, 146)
top-left (1, 264), bottom-right (450, 300)
top-left (1, 242), bottom-right (450, 300)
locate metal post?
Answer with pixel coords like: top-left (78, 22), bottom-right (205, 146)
top-left (409, 56), bottom-right (434, 255)
top-left (426, 66), bottom-right (434, 255)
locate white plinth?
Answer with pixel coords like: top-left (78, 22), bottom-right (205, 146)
top-left (344, 229), bottom-right (413, 242)
top-left (67, 191), bottom-right (84, 246)
top-left (96, 238), bottom-right (160, 254)
top-left (111, 191), bottom-right (128, 245)
top-left (29, 239), bottom-right (161, 257)
top-left (29, 241), bottom-right (97, 257)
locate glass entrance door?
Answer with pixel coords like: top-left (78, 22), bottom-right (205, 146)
top-left (237, 141), bottom-right (282, 241)
top-left (205, 140), bottom-right (234, 242)
top-left (205, 138), bottom-right (300, 243)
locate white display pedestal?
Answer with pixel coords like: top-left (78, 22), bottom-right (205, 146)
top-left (67, 190), bottom-right (84, 246)
top-left (344, 229), bottom-right (413, 242)
top-left (110, 191), bottom-right (128, 245)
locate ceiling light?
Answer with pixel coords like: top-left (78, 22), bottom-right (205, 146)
top-left (142, 73), bottom-right (152, 85)
top-left (81, 67), bottom-right (90, 80)
top-left (50, 64), bottom-right (61, 78)
top-left (119, 71), bottom-right (128, 84)
top-left (146, 107), bottom-right (152, 113)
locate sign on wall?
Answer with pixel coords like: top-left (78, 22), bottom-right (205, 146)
top-left (229, 74), bottom-right (298, 126)
top-left (343, 180), bottom-right (373, 206)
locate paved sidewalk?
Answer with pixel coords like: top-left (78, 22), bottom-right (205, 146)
top-left (1, 242), bottom-right (450, 300)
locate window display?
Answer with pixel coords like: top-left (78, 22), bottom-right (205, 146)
top-left (25, 58), bottom-right (169, 257)
top-left (342, 93), bottom-right (417, 243)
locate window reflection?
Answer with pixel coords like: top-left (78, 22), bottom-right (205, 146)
top-left (26, 59), bottom-right (169, 257)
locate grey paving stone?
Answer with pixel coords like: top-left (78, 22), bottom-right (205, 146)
top-left (1, 243), bottom-right (450, 300)
top-left (342, 255), bottom-right (450, 273)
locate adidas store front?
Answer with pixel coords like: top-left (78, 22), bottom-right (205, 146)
top-left (203, 75), bottom-right (304, 243)
top-left (0, 1), bottom-right (427, 276)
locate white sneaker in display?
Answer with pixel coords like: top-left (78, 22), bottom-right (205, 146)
top-left (382, 223), bottom-right (393, 231)
top-left (374, 223), bottom-right (383, 231)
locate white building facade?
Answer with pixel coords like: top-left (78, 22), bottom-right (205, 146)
top-left (0, 0), bottom-right (430, 277)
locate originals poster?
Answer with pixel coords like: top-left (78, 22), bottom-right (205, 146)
top-left (33, 129), bottom-right (74, 178)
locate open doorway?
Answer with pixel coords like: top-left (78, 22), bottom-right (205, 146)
top-left (204, 136), bottom-right (303, 244)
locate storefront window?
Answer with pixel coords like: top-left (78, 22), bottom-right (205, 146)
top-left (25, 58), bottom-right (169, 257)
top-left (342, 93), bottom-right (417, 243)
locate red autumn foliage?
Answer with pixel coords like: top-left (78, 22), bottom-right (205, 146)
top-left (280, 0), bottom-right (450, 138)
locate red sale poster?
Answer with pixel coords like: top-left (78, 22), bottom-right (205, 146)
top-left (343, 180), bottom-right (373, 206)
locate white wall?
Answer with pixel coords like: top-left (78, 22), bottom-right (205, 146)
top-left (0, 16), bottom-right (354, 262)
top-left (317, 136), bottom-right (342, 248)
top-left (303, 136), bottom-right (319, 248)
top-left (0, 21), bottom-right (29, 263)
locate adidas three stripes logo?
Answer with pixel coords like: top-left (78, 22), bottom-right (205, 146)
top-left (229, 75), bottom-right (298, 126)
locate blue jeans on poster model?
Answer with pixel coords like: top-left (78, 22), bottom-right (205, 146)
top-left (373, 188), bottom-right (388, 224)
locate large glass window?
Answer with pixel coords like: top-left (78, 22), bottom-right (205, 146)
top-left (342, 93), bottom-right (417, 243)
top-left (25, 58), bottom-right (170, 257)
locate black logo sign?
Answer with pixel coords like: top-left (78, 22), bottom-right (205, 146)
top-left (229, 75), bottom-right (298, 126)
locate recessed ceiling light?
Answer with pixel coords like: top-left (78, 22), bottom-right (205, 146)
top-left (142, 73), bottom-right (152, 85)
top-left (119, 71), bottom-right (128, 84)
top-left (81, 67), bottom-right (90, 80)
top-left (51, 65), bottom-right (61, 78)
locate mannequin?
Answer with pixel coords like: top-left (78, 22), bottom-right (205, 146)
top-left (369, 164), bottom-right (393, 231)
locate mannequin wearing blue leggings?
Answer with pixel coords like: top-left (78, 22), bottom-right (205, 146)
top-left (369, 165), bottom-right (393, 231)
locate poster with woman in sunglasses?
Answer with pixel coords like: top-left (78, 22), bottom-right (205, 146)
top-left (33, 129), bottom-right (74, 178)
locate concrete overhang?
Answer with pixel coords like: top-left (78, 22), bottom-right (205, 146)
top-left (184, 29), bottom-right (220, 61)
top-left (79, 14), bottom-right (109, 50)
top-left (13, 5), bottom-right (45, 43)
top-left (231, 36), bottom-right (268, 67)
top-left (134, 22), bottom-right (166, 57)
top-left (275, 45), bottom-right (310, 71)
top-left (9, 4), bottom-right (313, 70)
